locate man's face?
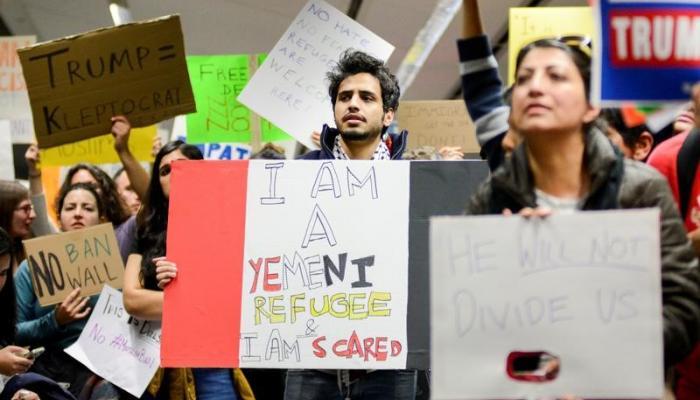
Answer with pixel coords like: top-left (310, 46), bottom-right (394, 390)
top-left (333, 72), bottom-right (394, 142)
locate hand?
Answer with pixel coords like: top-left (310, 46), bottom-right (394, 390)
top-left (24, 144), bottom-right (40, 177)
top-left (0, 346), bottom-right (33, 375)
top-left (438, 146), bottom-right (463, 160)
top-left (54, 288), bottom-right (91, 326)
top-left (688, 228), bottom-right (700, 257)
top-left (503, 207), bottom-right (552, 218)
top-left (152, 135), bottom-right (163, 159)
top-left (11, 389), bottom-right (40, 400)
top-left (310, 131), bottom-right (321, 148)
top-left (111, 115), bottom-right (132, 153)
top-left (155, 257), bottom-right (178, 289)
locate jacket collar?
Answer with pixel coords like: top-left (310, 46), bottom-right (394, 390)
top-left (319, 124), bottom-right (408, 160)
top-left (491, 127), bottom-right (622, 209)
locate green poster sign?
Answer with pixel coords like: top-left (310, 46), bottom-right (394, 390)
top-left (186, 55), bottom-right (252, 143)
top-left (257, 54), bottom-right (293, 142)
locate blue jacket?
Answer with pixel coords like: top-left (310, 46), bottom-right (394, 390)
top-left (300, 124), bottom-right (408, 160)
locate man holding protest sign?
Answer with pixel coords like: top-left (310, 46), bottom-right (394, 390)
top-left (284, 50), bottom-right (416, 400)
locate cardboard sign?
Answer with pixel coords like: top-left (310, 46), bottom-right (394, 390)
top-left (18, 15), bottom-right (195, 148)
top-left (22, 223), bottom-right (124, 306)
top-left (0, 36), bottom-right (35, 118)
top-left (65, 286), bottom-right (161, 398)
top-left (508, 7), bottom-right (593, 85)
top-left (430, 210), bottom-right (663, 399)
top-left (163, 160), bottom-right (410, 369)
top-left (41, 125), bottom-right (156, 166)
top-left (238, 0), bottom-right (394, 149)
top-left (398, 100), bottom-right (479, 153)
top-left (593, 0), bottom-right (700, 104)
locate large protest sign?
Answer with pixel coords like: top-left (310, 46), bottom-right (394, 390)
top-left (508, 8), bottom-right (593, 85)
top-left (0, 36), bottom-right (35, 119)
top-left (41, 125), bottom-right (156, 166)
top-left (164, 160), bottom-right (409, 369)
top-left (65, 286), bottom-right (161, 397)
top-left (162, 160), bottom-right (489, 369)
top-left (238, 0), bottom-right (394, 150)
top-left (430, 210), bottom-right (663, 399)
top-left (185, 54), bottom-right (292, 145)
top-left (18, 15), bottom-right (195, 148)
top-left (593, 0), bottom-right (700, 104)
top-left (398, 100), bottom-right (479, 153)
top-left (23, 223), bottom-right (124, 306)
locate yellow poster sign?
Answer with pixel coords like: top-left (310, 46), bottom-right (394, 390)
top-left (508, 7), bottom-right (594, 85)
top-left (41, 125), bottom-right (156, 166)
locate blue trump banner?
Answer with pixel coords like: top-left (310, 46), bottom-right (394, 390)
top-left (593, 0), bottom-right (700, 105)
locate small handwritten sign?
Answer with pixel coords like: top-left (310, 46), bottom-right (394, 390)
top-left (508, 7), bottom-right (593, 85)
top-left (430, 210), bottom-right (663, 399)
top-left (18, 15), bottom-right (195, 148)
top-left (65, 286), bottom-right (161, 398)
top-left (398, 100), bottom-right (479, 153)
top-left (238, 0), bottom-right (394, 149)
top-left (0, 35), bottom-right (35, 118)
top-left (23, 223), bottom-right (124, 306)
top-left (41, 125), bottom-right (156, 166)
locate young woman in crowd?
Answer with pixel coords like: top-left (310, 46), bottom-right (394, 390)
top-left (13, 183), bottom-right (118, 398)
top-left (465, 36), bottom-right (700, 368)
top-left (0, 181), bottom-right (36, 272)
top-left (122, 141), bottom-right (254, 400)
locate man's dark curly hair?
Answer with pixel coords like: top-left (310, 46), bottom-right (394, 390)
top-left (327, 50), bottom-right (400, 113)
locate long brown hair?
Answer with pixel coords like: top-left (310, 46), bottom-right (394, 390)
top-left (0, 180), bottom-right (30, 263)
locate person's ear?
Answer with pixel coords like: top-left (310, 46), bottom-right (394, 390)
top-left (583, 105), bottom-right (601, 124)
top-left (383, 108), bottom-right (395, 127)
top-left (632, 131), bottom-right (654, 161)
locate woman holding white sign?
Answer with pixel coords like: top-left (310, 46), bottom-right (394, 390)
top-left (465, 36), bottom-right (700, 368)
top-left (123, 140), bottom-right (254, 400)
top-left (14, 183), bottom-right (119, 398)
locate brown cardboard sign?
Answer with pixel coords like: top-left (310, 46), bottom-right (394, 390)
top-left (398, 100), bottom-right (480, 154)
top-left (18, 15), bottom-right (195, 148)
top-left (22, 223), bottom-right (124, 306)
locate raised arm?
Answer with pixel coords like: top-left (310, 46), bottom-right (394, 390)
top-left (112, 116), bottom-right (150, 201)
top-left (25, 145), bottom-right (57, 236)
top-left (459, 0), bottom-right (510, 171)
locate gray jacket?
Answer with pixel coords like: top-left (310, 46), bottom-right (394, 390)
top-left (466, 128), bottom-right (700, 367)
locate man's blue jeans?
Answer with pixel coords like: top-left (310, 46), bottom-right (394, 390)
top-left (284, 369), bottom-right (417, 400)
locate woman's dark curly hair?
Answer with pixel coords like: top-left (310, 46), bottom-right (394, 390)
top-left (55, 182), bottom-right (105, 223)
top-left (136, 141), bottom-right (203, 290)
top-left (0, 227), bottom-right (15, 345)
top-left (59, 164), bottom-right (129, 226)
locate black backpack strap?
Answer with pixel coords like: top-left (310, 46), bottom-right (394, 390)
top-left (677, 129), bottom-right (700, 219)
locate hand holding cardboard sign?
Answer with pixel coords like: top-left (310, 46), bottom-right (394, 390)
top-left (0, 345), bottom-right (33, 375)
top-left (154, 257), bottom-right (177, 289)
top-left (54, 288), bottom-right (91, 326)
top-left (24, 144), bottom-right (40, 178)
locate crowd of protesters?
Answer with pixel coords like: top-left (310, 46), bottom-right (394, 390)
top-left (1, 0), bottom-right (700, 399)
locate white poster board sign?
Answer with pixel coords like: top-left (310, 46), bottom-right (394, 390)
top-left (430, 209), bottom-right (663, 399)
top-left (0, 121), bottom-right (14, 179)
top-left (65, 286), bottom-right (161, 397)
top-left (0, 36), bottom-right (35, 119)
top-left (239, 160), bottom-right (410, 368)
top-left (238, 0), bottom-right (394, 149)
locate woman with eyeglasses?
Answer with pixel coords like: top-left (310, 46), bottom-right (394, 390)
top-left (465, 37), bottom-right (700, 369)
top-left (0, 181), bottom-right (36, 272)
top-left (14, 183), bottom-right (121, 398)
top-left (122, 141), bottom-right (254, 400)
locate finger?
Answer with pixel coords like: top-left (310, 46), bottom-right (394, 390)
top-left (533, 207), bottom-right (553, 218)
top-left (62, 288), bottom-right (81, 304)
top-left (502, 208), bottom-right (513, 216)
top-left (72, 297), bottom-right (90, 314)
top-left (152, 256), bottom-right (167, 263)
top-left (5, 345), bottom-right (28, 355)
top-left (74, 306), bottom-right (92, 320)
top-left (519, 207), bottom-right (535, 217)
top-left (158, 278), bottom-right (172, 289)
